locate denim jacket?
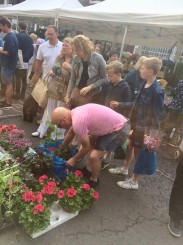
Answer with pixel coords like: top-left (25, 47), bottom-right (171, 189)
top-left (130, 80), bottom-right (164, 132)
top-left (66, 52), bottom-right (107, 97)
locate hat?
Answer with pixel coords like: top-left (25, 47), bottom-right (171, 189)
top-left (36, 38), bottom-right (45, 46)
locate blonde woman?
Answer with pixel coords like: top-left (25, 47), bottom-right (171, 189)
top-left (65, 35), bottom-right (107, 107)
top-left (32, 37), bottom-right (73, 139)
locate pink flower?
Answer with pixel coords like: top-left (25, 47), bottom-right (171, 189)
top-left (22, 191), bottom-right (36, 202)
top-left (66, 187), bottom-right (77, 198)
top-left (48, 147), bottom-right (55, 151)
top-left (42, 181), bottom-right (57, 195)
top-left (36, 192), bottom-right (43, 203)
top-left (33, 204), bottom-right (44, 215)
top-left (57, 190), bottom-right (65, 199)
top-left (39, 175), bottom-right (48, 183)
top-left (74, 170), bottom-right (83, 177)
top-left (81, 184), bottom-right (91, 191)
top-left (92, 191), bottom-right (99, 200)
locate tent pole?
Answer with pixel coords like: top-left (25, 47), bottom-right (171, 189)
top-left (119, 25), bottom-right (128, 61)
top-left (16, 16), bottom-right (19, 31)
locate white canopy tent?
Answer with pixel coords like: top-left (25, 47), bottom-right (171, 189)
top-left (58, 0), bottom-right (183, 57)
top-left (0, 0), bottom-right (83, 19)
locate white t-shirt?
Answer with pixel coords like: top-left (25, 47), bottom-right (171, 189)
top-left (36, 40), bottom-right (62, 78)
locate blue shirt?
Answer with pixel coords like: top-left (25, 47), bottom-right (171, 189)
top-left (1, 32), bottom-right (18, 70)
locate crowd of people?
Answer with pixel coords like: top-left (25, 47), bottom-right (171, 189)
top-left (0, 16), bottom-right (182, 238)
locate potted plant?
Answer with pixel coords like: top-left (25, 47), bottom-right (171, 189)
top-left (57, 170), bottom-right (99, 213)
top-left (22, 151), bottom-right (53, 177)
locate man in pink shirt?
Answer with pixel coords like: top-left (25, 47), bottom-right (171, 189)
top-left (52, 103), bottom-right (130, 188)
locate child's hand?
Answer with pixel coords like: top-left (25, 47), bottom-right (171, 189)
top-left (110, 101), bottom-right (119, 108)
top-left (80, 85), bottom-right (92, 95)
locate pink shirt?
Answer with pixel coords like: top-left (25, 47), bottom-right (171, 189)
top-left (71, 103), bottom-right (127, 138)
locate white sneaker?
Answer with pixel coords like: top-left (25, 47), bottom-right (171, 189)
top-left (32, 131), bottom-right (40, 137)
top-left (117, 179), bottom-right (138, 190)
top-left (108, 167), bottom-right (128, 175)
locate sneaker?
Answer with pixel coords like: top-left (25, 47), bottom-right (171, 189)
top-left (0, 100), bottom-right (12, 108)
top-left (117, 179), bottom-right (138, 189)
top-left (87, 179), bottom-right (99, 188)
top-left (108, 166), bottom-right (128, 175)
top-left (101, 159), bottom-right (109, 170)
top-left (168, 218), bottom-right (181, 237)
top-left (32, 131), bottom-right (40, 137)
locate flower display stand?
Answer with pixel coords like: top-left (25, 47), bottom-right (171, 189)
top-left (31, 202), bottom-right (78, 238)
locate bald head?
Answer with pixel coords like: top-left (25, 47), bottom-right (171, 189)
top-left (52, 107), bottom-right (72, 129)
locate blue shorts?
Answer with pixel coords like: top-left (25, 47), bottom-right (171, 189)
top-left (1, 67), bottom-right (15, 85)
top-left (95, 122), bottom-right (131, 152)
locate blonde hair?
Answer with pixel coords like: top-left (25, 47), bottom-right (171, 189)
top-left (142, 57), bottom-right (162, 75)
top-left (59, 37), bottom-right (73, 59)
top-left (72, 35), bottom-right (94, 56)
top-left (134, 56), bottom-right (147, 70)
top-left (106, 61), bottom-right (123, 75)
top-left (30, 33), bottom-right (37, 41)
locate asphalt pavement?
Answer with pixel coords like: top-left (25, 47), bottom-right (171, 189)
top-left (0, 106), bottom-right (183, 245)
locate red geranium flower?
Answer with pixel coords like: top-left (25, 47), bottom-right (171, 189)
top-left (36, 192), bottom-right (43, 203)
top-left (92, 191), bottom-right (99, 200)
top-left (81, 184), bottom-right (91, 191)
top-left (33, 204), bottom-right (44, 215)
top-left (42, 182), bottom-right (56, 195)
top-left (48, 147), bottom-right (55, 151)
top-left (66, 187), bottom-right (77, 198)
top-left (22, 191), bottom-right (36, 202)
top-left (39, 175), bottom-right (48, 183)
top-left (74, 170), bottom-right (83, 177)
top-left (57, 190), bottom-right (65, 199)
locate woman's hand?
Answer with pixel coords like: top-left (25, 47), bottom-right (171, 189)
top-left (48, 70), bottom-right (55, 77)
top-left (65, 97), bottom-right (71, 105)
top-left (80, 85), bottom-right (92, 95)
top-left (110, 101), bottom-right (119, 109)
top-left (62, 62), bottom-right (72, 72)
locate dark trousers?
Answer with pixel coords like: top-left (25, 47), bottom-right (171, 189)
top-left (15, 69), bottom-right (27, 95)
top-left (169, 157), bottom-right (183, 221)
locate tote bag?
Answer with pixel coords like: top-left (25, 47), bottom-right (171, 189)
top-left (16, 49), bottom-right (24, 69)
top-left (31, 75), bottom-right (49, 108)
top-left (133, 149), bottom-right (157, 175)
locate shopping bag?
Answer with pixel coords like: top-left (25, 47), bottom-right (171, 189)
top-left (133, 148), bottom-right (157, 175)
top-left (16, 49), bottom-right (24, 69)
top-left (31, 75), bottom-right (49, 108)
top-left (48, 77), bottom-right (66, 100)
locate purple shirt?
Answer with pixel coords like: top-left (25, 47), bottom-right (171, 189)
top-left (71, 103), bottom-right (127, 138)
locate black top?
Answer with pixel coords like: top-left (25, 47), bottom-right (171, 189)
top-left (16, 31), bottom-right (33, 62)
top-left (77, 61), bottom-right (89, 89)
top-left (104, 79), bottom-right (132, 118)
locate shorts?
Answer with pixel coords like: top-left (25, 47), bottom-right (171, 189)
top-left (95, 122), bottom-right (131, 152)
top-left (129, 129), bottom-right (144, 148)
top-left (1, 67), bottom-right (15, 85)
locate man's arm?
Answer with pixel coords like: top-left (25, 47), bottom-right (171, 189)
top-left (62, 126), bottom-right (75, 146)
top-left (0, 50), bottom-right (9, 56)
top-left (34, 59), bottom-right (43, 79)
top-left (67, 135), bottom-right (91, 166)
